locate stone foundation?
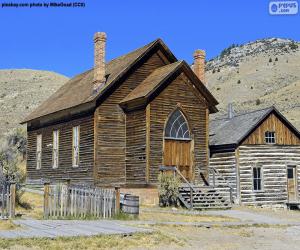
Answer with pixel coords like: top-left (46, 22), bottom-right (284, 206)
top-left (120, 187), bottom-right (159, 206)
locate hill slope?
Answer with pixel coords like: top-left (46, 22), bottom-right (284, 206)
top-left (206, 38), bottom-right (300, 130)
top-left (0, 69), bottom-right (69, 139)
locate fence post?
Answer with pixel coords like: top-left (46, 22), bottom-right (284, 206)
top-left (190, 186), bottom-right (193, 209)
top-left (44, 181), bottom-right (50, 219)
top-left (115, 186), bottom-right (120, 214)
top-left (65, 179), bottom-right (71, 216)
top-left (9, 182), bottom-right (16, 218)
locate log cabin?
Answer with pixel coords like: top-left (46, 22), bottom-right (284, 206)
top-left (209, 105), bottom-right (300, 208)
top-left (21, 32), bottom-right (220, 205)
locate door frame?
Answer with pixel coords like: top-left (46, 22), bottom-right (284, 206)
top-left (287, 165), bottom-right (298, 202)
top-left (162, 106), bottom-right (195, 182)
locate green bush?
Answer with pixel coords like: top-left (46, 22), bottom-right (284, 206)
top-left (158, 173), bottom-right (181, 207)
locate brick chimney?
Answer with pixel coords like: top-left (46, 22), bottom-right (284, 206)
top-left (93, 32), bottom-right (107, 93)
top-left (193, 49), bottom-right (206, 84)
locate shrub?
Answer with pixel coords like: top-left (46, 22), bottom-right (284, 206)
top-left (237, 80), bottom-right (241, 84)
top-left (289, 42), bottom-right (298, 50)
top-left (212, 69), bottom-right (216, 74)
top-left (275, 57), bottom-right (278, 62)
top-left (217, 87), bottom-right (221, 91)
top-left (256, 99), bottom-right (261, 105)
top-left (217, 68), bottom-right (220, 72)
top-left (269, 58), bottom-right (272, 63)
top-left (0, 129), bottom-right (27, 207)
top-left (158, 172), bottom-right (181, 207)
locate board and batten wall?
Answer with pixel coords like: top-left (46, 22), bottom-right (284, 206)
top-left (27, 115), bottom-right (94, 184)
top-left (94, 50), bottom-right (168, 186)
top-left (242, 113), bottom-right (300, 145)
top-left (149, 73), bottom-right (208, 184)
top-left (238, 145), bottom-right (300, 205)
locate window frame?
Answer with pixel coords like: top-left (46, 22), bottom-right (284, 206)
top-left (72, 126), bottom-right (80, 167)
top-left (52, 130), bottom-right (59, 169)
top-left (252, 166), bottom-right (263, 192)
top-left (265, 131), bottom-right (276, 144)
top-left (36, 134), bottom-right (42, 170)
top-left (164, 109), bottom-right (191, 140)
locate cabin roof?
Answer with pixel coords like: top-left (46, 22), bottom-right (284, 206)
top-left (22, 39), bottom-right (177, 124)
top-left (120, 60), bottom-right (218, 112)
top-left (209, 106), bottom-right (300, 147)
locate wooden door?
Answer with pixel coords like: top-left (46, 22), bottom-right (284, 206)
top-left (287, 166), bottom-right (297, 202)
top-left (164, 139), bottom-right (192, 181)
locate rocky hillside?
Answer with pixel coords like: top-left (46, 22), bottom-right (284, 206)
top-left (206, 38), bottom-right (300, 130)
top-left (0, 70), bottom-right (69, 141)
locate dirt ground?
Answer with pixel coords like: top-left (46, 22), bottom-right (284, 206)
top-left (149, 224), bottom-right (300, 250)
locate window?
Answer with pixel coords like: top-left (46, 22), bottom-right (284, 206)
top-left (72, 126), bottom-right (80, 167)
top-left (165, 109), bottom-right (190, 139)
top-left (36, 134), bottom-right (42, 170)
top-left (288, 168), bottom-right (294, 179)
top-left (52, 130), bottom-right (59, 169)
top-left (253, 167), bottom-right (262, 191)
top-left (265, 131), bottom-right (276, 144)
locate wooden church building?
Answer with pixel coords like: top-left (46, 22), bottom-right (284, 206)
top-left (21, 32), bottom-right (218, 204)
top-left (209, 106), bottom-right (300, 207)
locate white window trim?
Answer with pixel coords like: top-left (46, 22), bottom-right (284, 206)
top-left (36, 134), bottom-right (42, 170)
top-left (265, 131), bottom-right (276, 144)
top-left (252, 165), bottom-right (264, 192)
top-left (72, 126), bottom-right (80, 167)
top-left (52, 130), bottom-right (59, 169)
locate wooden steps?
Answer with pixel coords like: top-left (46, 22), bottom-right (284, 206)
top-left (178, 185), bottom-right (231, 210)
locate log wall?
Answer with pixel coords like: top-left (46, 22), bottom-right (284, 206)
top-left (27, 115), bottom-right (94, 184)
top-left (149, 73), bottom-right (208, 184)
top-left (209, 151), bottom-right (238, 197)
top-left (238, 145), bottom-right (300, 205)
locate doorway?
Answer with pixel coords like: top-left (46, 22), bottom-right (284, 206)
top-left (287, 166), bottom-right (298, 202)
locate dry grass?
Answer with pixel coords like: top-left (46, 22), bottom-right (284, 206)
top-left (17, 191), bottom-right (44, 219)
top-left (0, 220), bottom-right (18, 231)
top-left (139, 210), bottom-right (238, 223)
top-left (0, 231), bottom-right (185, 250)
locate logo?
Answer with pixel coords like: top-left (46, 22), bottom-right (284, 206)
top-left (269, 1), bottom-right (298, 15)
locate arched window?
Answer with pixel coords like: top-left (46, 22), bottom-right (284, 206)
top-left (165, 109), bottom-right (190, 139)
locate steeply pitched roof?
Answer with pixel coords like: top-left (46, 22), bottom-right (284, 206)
top-left (120, 60), bottom-right (218, 113)
top-left (209, 106), bottom-right (300, 147)
top-left (22, 39), bottom-right (177, 124)
top-left (121, 61), bottom-right (182, 103)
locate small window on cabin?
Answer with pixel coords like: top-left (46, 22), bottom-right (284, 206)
top-left (265, 131), bottom-right (276, 144)
top-left (52, 130), bottom-right (59, 169)
top-left (253, 167), bottom-right (262, 191)
top-left (72, 126), bottom-right (80, 167)
top-left (288, 168), bottom-right (294, 179)
top-left (165, 109), bottom-right (190, 140)
top-left (36, 134), bottom-right (42, 170)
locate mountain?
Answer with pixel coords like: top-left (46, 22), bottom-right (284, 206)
top-left (0, 69), bottom-right (69, 141)
top-left (206, 38), bottom-right (300, 130)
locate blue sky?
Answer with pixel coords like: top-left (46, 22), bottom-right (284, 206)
top-left (0, 0), bottom-right (299, 77)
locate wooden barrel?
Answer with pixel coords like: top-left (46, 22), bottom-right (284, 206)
top-left (121, 195), bottom-right (139, 216)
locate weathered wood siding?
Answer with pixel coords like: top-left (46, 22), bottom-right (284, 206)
top-left (242, 113), bottom-right (300, 145)
top-left (238, 145), bottom-right (300, 205)
top-left (27, 115), bottom-right (94, 184)
top-left (209, 151), bottom-right (238, 197)
top-left (95, 51), bottom-right (167, 186)
top-left (125, 110), bottom-right (147, 184)
top-left (149, 73), bottom-right (208, 184)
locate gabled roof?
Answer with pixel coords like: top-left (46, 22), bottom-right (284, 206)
top-left (210, 106), bottom-right (300, 147)
top-left (120, 60), bottom-right (218, 113)
top-left (22, 39), bottom-right (177, 124)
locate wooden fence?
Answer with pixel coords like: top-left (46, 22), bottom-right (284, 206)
top-left (44, 183), bottom-right (120, 219)
top-left (0, 181), bottom-right (16, 219)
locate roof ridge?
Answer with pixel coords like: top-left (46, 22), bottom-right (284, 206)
top-left (211, 106), bottom-right (274, 122)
